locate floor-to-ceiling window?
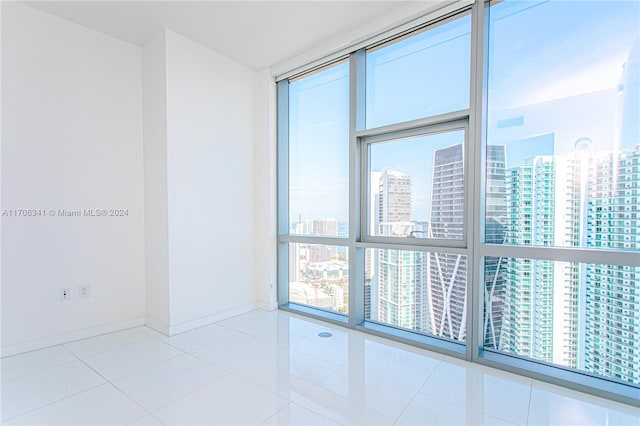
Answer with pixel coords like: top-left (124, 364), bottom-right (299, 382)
top-left (283, 61), bottom-right (350, 315)
top-left (360, 11), bottom-right (472, 349)
top-left (481, 0), bottom-right (640, 390)
top-left (277, 0), bottom-right (639, 405)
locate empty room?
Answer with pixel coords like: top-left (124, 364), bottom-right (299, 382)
top-left (1, 0), bottom-right (639, 424)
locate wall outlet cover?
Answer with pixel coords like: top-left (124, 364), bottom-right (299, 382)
top-left (60, 287), bottom-right (71, 301)
top-left (79, 285), bottom-right (91, 299)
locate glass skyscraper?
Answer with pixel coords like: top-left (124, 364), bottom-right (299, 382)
top-left (428, 144), bottom-right (466, 341)
top-left (497, 146), bottom-right (640, 383)
top-left (375, 170), bottom-right (429, 331)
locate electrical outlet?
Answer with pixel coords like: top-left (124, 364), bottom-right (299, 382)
top-left (79, 285), bottom-right (91, 299)
top-left (60, 287), bottom-right (71, 301)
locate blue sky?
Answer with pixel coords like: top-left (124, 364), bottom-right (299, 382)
top-left (288, 0), bottom-right (640, 226)
top-left (370, 131), bottom-right (465, 222)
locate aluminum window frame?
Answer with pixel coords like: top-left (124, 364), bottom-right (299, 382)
top-left (277, 59), bottom-right (352, 319)
top-left (474, 0), bottom-right (639, 405)
top-left (359, 119), bottom-right (470, 249)
top-left (276, 0), bottom-right (640, 407)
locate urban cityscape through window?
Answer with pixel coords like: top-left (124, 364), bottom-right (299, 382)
top-left (282, 0), bottom-right (639, 389)
top-left (483, 0), bottom-right (639, 385)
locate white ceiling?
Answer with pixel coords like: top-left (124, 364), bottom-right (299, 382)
top-left (21, 1), bottom-right (418, 71)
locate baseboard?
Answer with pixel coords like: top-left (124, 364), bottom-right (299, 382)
top-left (2, 304), bottom-right (270, 355)
top-left (144, 317), bottom-right (170, 336)
top-left (168, 303), bottom-right (259, 336)
top-left (258, 300), bottom-right (277, 311)
top-left (1, 317), bottom-right (145, 358)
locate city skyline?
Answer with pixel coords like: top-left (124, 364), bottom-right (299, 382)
top-left (286, 0), bottom-right (639, 387)
top-left (288, 1), bottom-right (639, 223)
top-left (290, 139), bottom-right (640, 385)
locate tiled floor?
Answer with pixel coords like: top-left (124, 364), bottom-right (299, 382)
top-left (1, 310), bottom-right (638, 425)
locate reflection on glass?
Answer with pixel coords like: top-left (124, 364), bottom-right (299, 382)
top-left (484, 0), bottom-right (640, 386)
top-left (365, 248), bottom-right (467, 342)
top-left (366, 13), bottom-right (471, 129)
top-left (485, 0), bottom-right (640, 251)
top-left (369, 130), bottom-right (465, 240)
top-left (289, 62), bottom-right (349, 236)
top-left (484, 257), bottom-right (639, 386)
top-left (289, 243), bottom-right (348, 314)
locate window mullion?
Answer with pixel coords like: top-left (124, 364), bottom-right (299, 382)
top-left (349, 49), bottom-right (366, 327)
top-left (467, 0), bottom-right (488, 363)
top-left (276, 80), bottom-right (290, 306)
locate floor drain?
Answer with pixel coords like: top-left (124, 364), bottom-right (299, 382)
top-left (318, 332), bottom-right (332, 338)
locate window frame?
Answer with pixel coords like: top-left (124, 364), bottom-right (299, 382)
top-left (359, 119), bottom-right (470, 249)
top-left (276, 0), bottom-right (640, 407)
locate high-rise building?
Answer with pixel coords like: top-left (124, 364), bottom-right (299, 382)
top-left (289, 243), bottom-right (300, 283)
top-left (584, 43), bottom-right (640, 383)
top-left (366, 172), bottom-right (383, 322)
top-left (377, 222), bottom-right (429, 331)
top-left (584, 146), bottom-right (640, 384)
top-left (484, 145), bottom-right (507, 349)
top-left (374, 170), bottom-right (430, 331)
top-left (493, 142), bottom-right (639, 384)
top-left (428, 144), bottom-right (467, 341)
top-left (500, 154), bottom-right (582, 366)
top-left (378, 170), bottom-right (411, 223)
top-left (310, 218), bottom-right (338, 236)
top-left (500, 162), bottom-right (534, 356)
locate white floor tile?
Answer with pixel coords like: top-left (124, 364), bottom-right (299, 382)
top-left (83, 339), bottom-right (183, 380)
top-left (4, 383), bottom-right (147, 425)
top-left (483, 414), bottom-right (519, 425)
top-left (1, 346), bottom-right (76, 382)
top-left (153, 375), bottom-right (288, 425)
top-left (1, 360), bottom-right (105, 421)
top-left (397, 408), bottom-right (519, 426)
top-left (354, 341), bottom-right (441, 391)
top-left (133, 327), bottom-right (166, 339)
top-left (420, 357), bottom-right (477, 406)
top-left (2, 311), bottom-right (636, 426)
top-left (291, 328), bottom-right (370, 366)
top-left (316, 365), bottom-right (418, 420)
top-left (242, 315), bottom-right (324, 346)
top-left (398, 392), bottom-right (483, 426)
top-left (234, 349), bottom-right (340, 400)
top-left (128, 414), bottom-right (166, 425)
top-left (217, 309), bottom-right (279, 332)
top-left (261, 403), bottom-right (339, 425)
top-left (476, 367), bottom-right (532, 425)
top-left (161, 323), bottom-right (237, 352)
top-left (113, 354), bottom-right (228, 411)
top-left (295, 383), bottom-right (397, 425)
top-left (191, 332), bottom-right (280, 373)
top-left (64, 328), bottom-right (152, 359)
top-left (282, 315), bottom-right (332, 337)
top-left (527, 380), bottom-right (640, 426)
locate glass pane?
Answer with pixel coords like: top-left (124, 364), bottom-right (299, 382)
top-left (369, 130), bottom-right (465, 240)
top-left (365, 248), bottom-right (467, 342)
top-left (366, 13), bottom-right (471, 129)
top-left (484, 257), bottom-right (639, 386)
top-left (289, 243), bottom-right (348, 314)
top-left (289, 62), bottom-right (349, 236)
top-left (486, 0), bottom-right (640, 251)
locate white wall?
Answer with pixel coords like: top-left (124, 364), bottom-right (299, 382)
top-left (1, 3), bottom-right (145, 354)
top-left (140, 30), bottom-right (260, 334)
top-left (142, 30), bottom-right (171, 334)
top-left (253, 69), bottom-right (278, 310)
top-left (164, 30), bottom-right (257, 330)
top-left (2, 3), bottom-right (270, 352)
